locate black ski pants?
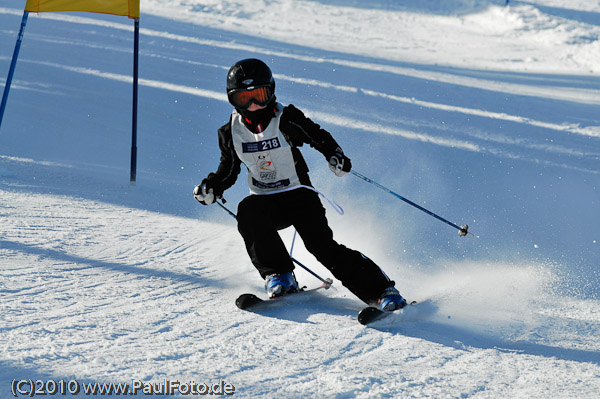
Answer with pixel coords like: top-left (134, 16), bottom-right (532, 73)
top-left (236, 187), bottom-right (394, 304)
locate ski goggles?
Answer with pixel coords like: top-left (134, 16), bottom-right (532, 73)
top-left (227, 86), bottom-right (273, 109)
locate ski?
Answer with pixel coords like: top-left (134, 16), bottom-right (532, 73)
top-left (235, 278), bottom-right (333, 311)
top-left (357, 301), bottom-right (417, 325)
top-left (357, 306), bottom-right (387, 325)
top-left (235, 293), bottom-right (265, 310)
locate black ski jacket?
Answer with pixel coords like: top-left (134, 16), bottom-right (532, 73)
top-left (206, 103), bottom-right (348, 197)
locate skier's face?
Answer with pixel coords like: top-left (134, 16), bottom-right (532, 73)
top-left (247, 103), bottom-right (267, 112)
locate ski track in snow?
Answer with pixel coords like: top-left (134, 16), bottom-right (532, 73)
top-left (1, 0), bottom-right (600, 397)
top-left (1, 53), bottom-right (598, 175)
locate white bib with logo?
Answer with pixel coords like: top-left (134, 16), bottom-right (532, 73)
top-left (231, 105), bottom-right (301, 194)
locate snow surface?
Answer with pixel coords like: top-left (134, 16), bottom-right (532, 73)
top-left (1, 0), bottom-right (599, 397)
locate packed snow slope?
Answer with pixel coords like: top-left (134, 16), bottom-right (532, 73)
top-left (1, 0), bottom-right (599, 397)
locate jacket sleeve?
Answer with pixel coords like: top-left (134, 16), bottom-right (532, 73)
top-left (206, 118), bottom-right (241, 196)
top-left (280, 104), bottom-right (344, 160)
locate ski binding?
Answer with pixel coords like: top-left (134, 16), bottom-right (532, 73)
top-left (236, 278), bottom-right (333, 311)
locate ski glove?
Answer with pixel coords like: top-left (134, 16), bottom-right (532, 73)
top-left (193, 174), bottom-right (223, 205)
top-left (193, 182), bottom-right (215, 205)
top-left (328, 148), bottom-right (352, 177)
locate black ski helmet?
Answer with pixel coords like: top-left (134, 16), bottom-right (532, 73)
top-left (226, 58), bottom-right (275, 107)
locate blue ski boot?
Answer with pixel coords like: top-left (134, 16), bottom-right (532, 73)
top-left (265, 272), bottom-right (300, 298)
top-left (378, 286), bottom-right (408, 312)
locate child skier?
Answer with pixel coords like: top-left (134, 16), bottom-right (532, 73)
top-left (194, 58), bottom-right (407, 311)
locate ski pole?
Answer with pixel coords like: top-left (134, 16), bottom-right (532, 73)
top-left (215, 200), bottom-right (333, 287)
top-left (350, 170), bottom-right (473, 237)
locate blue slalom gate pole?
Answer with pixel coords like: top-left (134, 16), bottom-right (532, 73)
top-left (351, 170), bottom-right (472, 237)
top-left (130, 18), bottom-right (140, 183)
top-left (216, 200), bottom-right (333, 287)
top-left (0, 11), bottom-right (29, 130)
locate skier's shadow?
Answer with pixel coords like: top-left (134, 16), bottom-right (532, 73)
top-left (0, 239), bottom-right (220, 287)
top-left (237, 290), bottom-right (362, 324)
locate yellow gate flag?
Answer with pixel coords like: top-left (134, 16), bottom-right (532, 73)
top-left (25, 0), bottom-right (140, 19)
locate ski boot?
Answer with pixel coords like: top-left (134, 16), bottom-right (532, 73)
top-left (378, 286), bottom-right (408, 312)
top-left (265, 272), bottom-right (300, 298)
